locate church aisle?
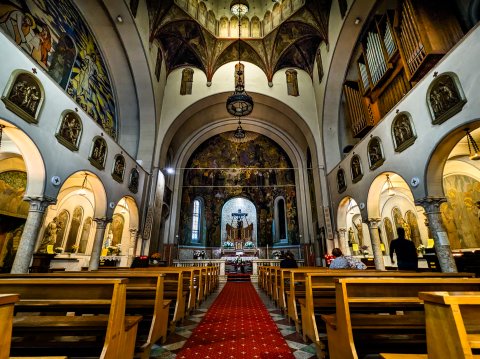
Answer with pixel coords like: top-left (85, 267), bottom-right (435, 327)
top-left (150, 280), bottom-right (315, 358)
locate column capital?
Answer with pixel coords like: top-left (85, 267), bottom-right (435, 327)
top-left (367, 218), bottom-right (382, 228)
top-left (94, 217), bottom-right (112, 229)
top-left (24, 196), bottom-right (57, 212)
top-left (129, 228), bottom-right (138, 235)
top-left (415, 197), bottom-right (447, 214)
top-left (338, 227), bottom-right (347, 234)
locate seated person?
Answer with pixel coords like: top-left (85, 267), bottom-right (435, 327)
top-left (329, 248), bottom-right (366, 270)
top-left (280, 251), bottom-right (298, 268)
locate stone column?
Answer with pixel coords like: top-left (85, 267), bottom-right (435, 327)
top-left (88, 218), bottom-right (111, 271)
top-left (416, 197), bottom-right (457, 273)
top-left (127, 228), bottom-right (138, 267)
top-left (367, 218), bottom-right (385, 270)
top-left (337, 228), bottom-right (349, 255)
top-left (11, 196), bottom-right (55, 274)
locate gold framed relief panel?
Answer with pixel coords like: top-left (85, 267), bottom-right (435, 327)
top-left (112, 154), bottom-right (125, 183)
top-left (55, 110), bottom-right (83, 151)
top-left (1, 71), bottom-right (44, 124)
top-left (88, 136), bottom-right (107, 170)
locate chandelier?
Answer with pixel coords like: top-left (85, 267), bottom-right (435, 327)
top-left (465, 128), bottom-right (480, 160)
top-left (385, 174), bottom-right (395, 197)
top-left (226, 0), bottom-right (253, 119)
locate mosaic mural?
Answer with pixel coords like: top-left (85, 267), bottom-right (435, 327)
top-left (0, 0), bottom-right (117, 137)
top-left (180, 133), bottom-right (298, 247)
top-left (442, 174), bottom-right (480, 249)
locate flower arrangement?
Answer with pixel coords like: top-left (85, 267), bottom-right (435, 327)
top-left (360, 245), bottom-right (370, 257)
top-left (223, 241), bottom-right (234, 249)
top-left (417, 244), bottom-right (426, 255)
top-left (67, 244), bottom-right (78, 253)
top-left (272, 250), bottom-right (281, 259)
top-left (150, 252), bottom-right (162, 259)
top-left (244, 241), bottom-right (254, 249)
top-left (193, 250), bottom-right (206, 259)
top-left (54, 247), bottom-right (63, 254)
top-left (107, 245), bottom-right (121, 256)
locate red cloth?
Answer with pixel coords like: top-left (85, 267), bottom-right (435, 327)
top-left (177, 282), bottom-right (294, 358)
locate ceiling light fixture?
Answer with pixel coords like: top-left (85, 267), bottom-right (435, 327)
top-left (226, 0), bottom-right (254, 120)
top-left (78, 172), bottom-right (90, 196)
top-left (465, 128), bottom-right (480, 160)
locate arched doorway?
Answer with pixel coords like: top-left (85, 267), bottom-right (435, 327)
top-left (0, 120), bottom-right (45, 272)
top-left (221, 197), bottom-right (257, 249)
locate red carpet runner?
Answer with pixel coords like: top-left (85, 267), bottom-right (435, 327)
top-left (176, 282), bottom-right (295, 359)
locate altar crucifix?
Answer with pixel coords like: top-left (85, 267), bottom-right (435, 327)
top-left (226, 209), bottom-right (253, 249)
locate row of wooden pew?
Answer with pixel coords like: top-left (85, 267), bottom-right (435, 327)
top-left (0, 265), bottom-right (219, 359)
top-left (258, 265), bottom-right (480, 359)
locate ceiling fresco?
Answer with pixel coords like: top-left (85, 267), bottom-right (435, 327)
top-left (147, 0), bottom-right (332, 82)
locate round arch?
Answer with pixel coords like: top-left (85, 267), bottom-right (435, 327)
top-left (0, 119), bottom-right (45, 197)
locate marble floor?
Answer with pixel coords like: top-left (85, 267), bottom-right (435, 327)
top-left (149, 281), bottom-right (317, 359)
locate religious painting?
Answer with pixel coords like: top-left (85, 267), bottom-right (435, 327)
top-left (251, 16), bottom-right (261, 37)
top-left (65, 206), bottom-right (82, 252)
top-left (392, 112), bottom-right (416, 152)
top-left (0, 0), bottom-right (117, 137)
top-left (206, 10), bottom-right (216, 33)
top-left (367, 136), bottom-right (385, 169)
top-left (54, 209), bottom-right (69, 248)
top-left (198, 2), bottom-right (207, 26)
top-left (428, 73), bottom-right (467, 125)
top-left (78, 216), bottom-right (92, 254)
top-left (286, 69), bottom-right (299, 96)
top-left (88, 136), bottom-right (107, 170)
top-left (112, 154), bottom-right (125, 183)
top-left (392, 207), bottom-right (403, 233)
top-left (337, 168), bottom-right (346, 193)
top-left (306, 148), bottom-right (318, 225)
top-left (0, 170), bottom-right (29, 218)
top-left (180, 68), bottom-right (194, 95)
top-left (383, 217), bottom-right (394, 247)
top-left (110, 213), bottom-right (124, 247)
top-left (350, 155), bottom-right (363, 183)
top-left (219, 16), bottom-right (229, 37)
top-left (55, 110), bottom-right (82, 151)
top-left (2, 71), bottom-right (43, 124)
top-left (405, 210), bottom-right (421, 247)
top-left (441, 174), bottom-right (480, 249)
top-left (128, 168), bottom-right (139, 193)
top-left (180, 133), bottom-right (298, 247)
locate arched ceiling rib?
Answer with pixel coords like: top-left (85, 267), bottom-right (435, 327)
top-left (148, 0), bottom-right (332, 82)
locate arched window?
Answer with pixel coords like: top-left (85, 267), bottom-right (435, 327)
top-left (55, 210), bottom-right (70, 248)
top-left (274, 197), bottom-right (288, 243)
top-left (180, 68), bottom-right (194, 95)
top-left (78, 217), bottom-right (92, 254)
top-left (65, 206), bottom-right (83, 252)
top-left (192, 199), bottom-right (202, 242)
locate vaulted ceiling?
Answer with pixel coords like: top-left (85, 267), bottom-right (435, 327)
top-left (148, 0), bottom-right (331, 82)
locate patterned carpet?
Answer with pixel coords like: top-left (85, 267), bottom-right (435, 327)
top-left (150, 281), bottom-right (316, 359)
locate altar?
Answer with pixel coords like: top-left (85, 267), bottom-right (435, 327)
top-left (223, 209), bottom-right (256, 251)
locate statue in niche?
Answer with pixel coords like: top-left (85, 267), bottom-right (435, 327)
top-left (393, 114), bottom-right (415, 151)
top-left (351, 155), bottom-right (362, 182)
top-left (37, 217), bottom-right (61, 253)
top-left (348, 227), bottom-right (357, 245)
top-left (112, 155), bottom-right (125, 182)
top-left (2, 72), bottom-right (42, 123)
top-left (337, 169), bottom-right (346, 193)
top-left (368, 137), bottom-right (384, 169)
top-left (129, 168), bottom-right (139, 193)
top-left (353, 219), bottom-right (364, 246)
top-left (56, 111), bottom-right (82, 151)
top-left (429, 74), bottom-right (466, 124)
top-left (89, 137), bottom-right (107, 169)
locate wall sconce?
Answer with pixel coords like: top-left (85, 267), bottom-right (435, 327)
top-left (465, 128), bottom-right (480, 160)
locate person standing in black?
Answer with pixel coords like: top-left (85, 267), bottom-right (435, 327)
top-left (280, 251), bottom-right (298, 268)
top-left (390, 227), bottom-right (418, 270)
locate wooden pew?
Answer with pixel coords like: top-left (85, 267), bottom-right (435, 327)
top-left (0, 294), bottom-right (19, 359)
top-left (0, 278), bottom-right (141, 359)
top-left (381, 291), bottom-right (480, 359)
top-left (2, 272), bottom-right (171, 359)
top-left (323, 278), bottom-right (480, 359)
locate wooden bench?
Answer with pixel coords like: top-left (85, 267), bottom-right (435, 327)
top-left (2, 272), bottom-right (171, 359)
top-left (323, 278), bottom-right (480, 359)
top-left (0, 294), bottom-right (19, 359)
top-left (0, 278), bottom-right (141, 359)
top-left (381, 291), bottom-right (480, 359)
